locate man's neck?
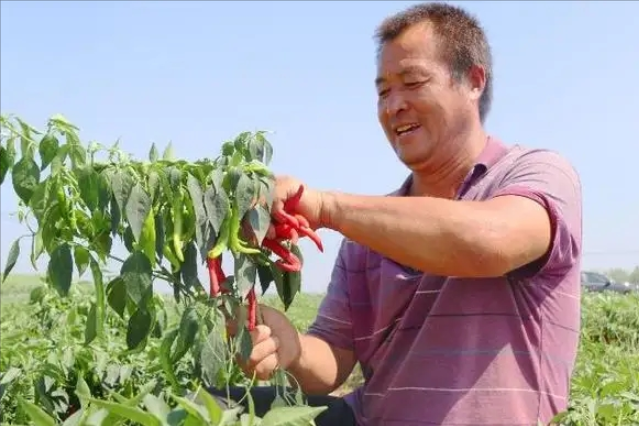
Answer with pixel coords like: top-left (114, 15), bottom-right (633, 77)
top-left (410, 128), bottom-right (488, 199)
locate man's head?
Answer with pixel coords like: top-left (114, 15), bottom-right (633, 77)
top-left (374, 2), bottom-right (493, 171)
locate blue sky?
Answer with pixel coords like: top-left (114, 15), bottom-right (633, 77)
top-left (1, 1), bottom-right (638, 293)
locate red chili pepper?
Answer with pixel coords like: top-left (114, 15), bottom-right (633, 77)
top-left (247, 287), bottom-right (257, 331)
top-left (207, 254), bottom-right (229, 297)
top-left (293, 213), bottom-right (310, 228)
top-left (207, 256), bottom-right (221, 297)
top-left (274, 209), bottom-right (300, 229)
top-left (284, 184), bottom-right (305, 211)
top-left (262, 238), bottom-right (302, 272)
top-left (214, 257), bottom-right (229, 294)
top-left (275, 258), bottom-right (302, 272)
top-left (297, 226), bottom-right (323, 252)
top-left (274, 223), bottom-right (299, 244)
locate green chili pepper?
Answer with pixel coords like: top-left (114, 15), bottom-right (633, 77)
top-left (208, 208), bottom-right (231, 259)
top-left (163, 244), bottom-right (181, 272)
top-left (172, 190), bottom-right (185, 263)
top-left (228, 202), bottom-right (260, 255)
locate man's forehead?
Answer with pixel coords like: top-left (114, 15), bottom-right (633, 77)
top-left (375, 63), bottom-right (429, 86)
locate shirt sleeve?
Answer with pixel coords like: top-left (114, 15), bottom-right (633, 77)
top-left (490, 148), bottom-right (583, 279)
top-left (306, 238), bottom-right (354, 352)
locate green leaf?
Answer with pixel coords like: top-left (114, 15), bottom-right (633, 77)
top-left (278, 271), bottom-right (301, 312)
top-left (120, 251), bottom-right (153, 306)
top-left (234, 172), bottom-right (256, 219)
top-left (17, 395), bottom-right (57, 426)
top-left (1, 238), bottom-right (20, 283)
top-left (186, 173), bottom-right (208, 254)
top-left (110, 169), bottom-right (134, 214)
top-left (77, 166), bottom-right (100, 211)
top-left (126, 306), bottom-right (153, 350)
top-left (259, 178), bottom-right (275, 210)
top-left (11, 157), bottom-right (40, 204)
top-left (257, 263), bottom-right (274, 295)
top-left (148, 143), bottom-right (159, 162)
top-left (17, 118), bottom-right (36, 160)
top-left (50, 144), bottom-right (69, 175)
top-left (143, 394), bottom-right (171, 422)
top-left (234, 253), bottom-right (257, 297)
top-left (125, 183), bottom-right (152, 242)
top-left (75, 376), bottom-right (92, 407)
top-left (86, 397), bottom-right (162, 426)
top-left (48, 243), bottom-right (73, 297)
top-left (172, 306), bottom-right (199, 363)
top-left (124, 226), bottom-right (135, 252)
top-left (236, 325), bottom-right (253, 362)
top-left (73, 245), bottom-right (90, 278)
top-left (209, 168), bottom-right (224, 191)
top-left (0, 145), bottom-right (10, 184)
top-left (163, 142), bottom-right (175, 161)
top-left (255, 132), bottom-right (273, 165)
top-left (180, 242), bottom-right (200, 291)
top-left (200, 327), bottom-right (227, 387)
top-left (97, 170), bottom-right (112, 212)
top-left (110, 196), bottom-right (122, 234)
top-left (85, 302), bottom-right (98, 344)
top-left (259, 405), bottom-right (327, 426)
top-left (159, 328), bottom-right (181, 392)
top-left (203, 186), bottom-right (230, 235)
top-left (38, 133), bottom-right (59, 170)
top-left (170, 395), bottom-right (209, 424)
top-left (147, 170), bottom-right (161, 201)
top-left (67, 143), bottom-right (87, 169)
top-left (4, 135), bottom-right (17, 166)
top-left (194, 388), bottom-right (225, 425)
top-left (247, 205), bottom-right (271, 246)
top-left (107, 277), bottom-right (127, 318)
top-left (31, 230), bottom-right (44, 269)
top-left (29, 180), bottom-right (51, 221)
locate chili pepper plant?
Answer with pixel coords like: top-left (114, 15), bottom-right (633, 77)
top-left (0, 113), bottom-right (327, 425)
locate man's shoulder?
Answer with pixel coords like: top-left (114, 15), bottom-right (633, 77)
top-left (335, 237), bottom-right (369, 271)
top-left (499, 143), bottom-right (581, 180)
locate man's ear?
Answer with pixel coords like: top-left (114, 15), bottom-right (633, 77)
top-left (467, 64), bottom-right (486, 102)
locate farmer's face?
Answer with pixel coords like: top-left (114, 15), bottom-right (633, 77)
top-left (376, 22), bottom-right (482, 171)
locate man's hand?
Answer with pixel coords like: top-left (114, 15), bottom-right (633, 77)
top-left (227, 304), bottom-right (302, 381)
top-left (269, 176), bottom-right (326, 233)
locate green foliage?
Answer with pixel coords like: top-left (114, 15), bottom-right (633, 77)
top-left (2, 282), bottom-right (638, 425)
top-left (0, 114), bottom-right (323, 425)
top-left (551, 291), bottom-right (639, 426)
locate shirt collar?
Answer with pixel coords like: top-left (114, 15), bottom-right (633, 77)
top-left (391, 136), bottom-right (509, 197)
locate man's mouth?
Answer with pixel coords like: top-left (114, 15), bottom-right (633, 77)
top-left (395, 123), bottom-right (421, 137)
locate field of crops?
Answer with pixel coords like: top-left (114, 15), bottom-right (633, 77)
top-left (1, 114), bottom-right (638, 425)
top-left (1, 274), bottom-right (638, 426)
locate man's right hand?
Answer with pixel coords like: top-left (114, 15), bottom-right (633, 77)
top-left (228, 304), bottom-right (302, 381)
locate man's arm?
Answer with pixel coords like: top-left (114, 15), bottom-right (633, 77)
top-left (322, 150), bottom-right (582, 278)
top-left (287, 334), bottom-right (357, 395)
top-left (288, 239), bottom-right (358, 395)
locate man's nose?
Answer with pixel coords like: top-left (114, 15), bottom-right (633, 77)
top-left (384, 92), bottom-right (408, 116)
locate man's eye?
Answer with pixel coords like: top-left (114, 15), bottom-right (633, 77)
top-left (405, 81), bottom-right (423, 88)
top-left (378, 89), bottom-right (389, 97)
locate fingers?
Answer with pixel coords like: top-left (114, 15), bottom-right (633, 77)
top-left (237, 325), bottom-right (281, 380)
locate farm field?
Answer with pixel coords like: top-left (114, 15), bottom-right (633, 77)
top-left (1, 273), bottom-right (638, 426)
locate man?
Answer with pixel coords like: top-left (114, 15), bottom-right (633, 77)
top-left (215, 2), bottom-right (583, 425)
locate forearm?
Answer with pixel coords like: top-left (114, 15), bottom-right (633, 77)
top-left (322, 192), bottom-right (520, 277)
top-left (287, 333), bottom-right (354, 396)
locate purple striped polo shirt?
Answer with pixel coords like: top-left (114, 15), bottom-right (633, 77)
top-left (307, 136), bottom-right (583, 425)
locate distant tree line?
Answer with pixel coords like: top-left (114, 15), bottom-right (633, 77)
top-left (598, 266), bottom-right (639, 283)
